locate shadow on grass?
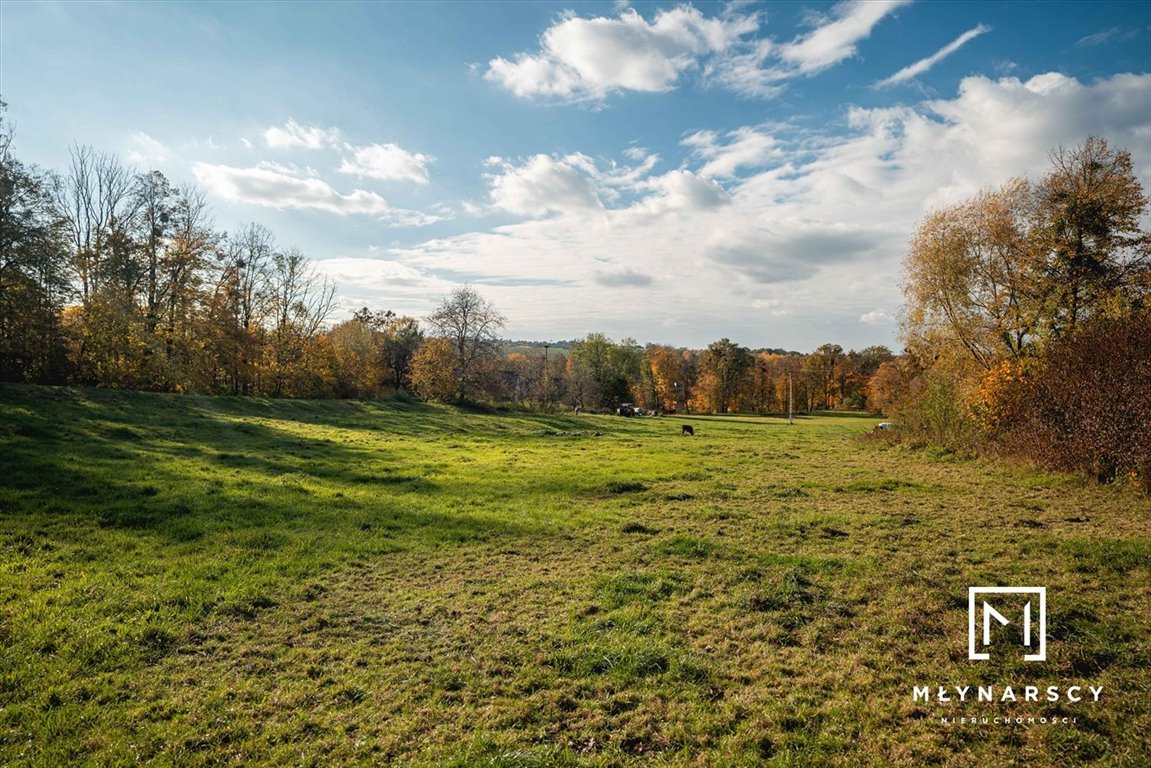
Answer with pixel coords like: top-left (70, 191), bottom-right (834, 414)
top-left (0, 384), bottom-right (542, 546)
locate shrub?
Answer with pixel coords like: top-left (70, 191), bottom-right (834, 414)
top-left (893, 375), bottom-right (981, 454)
top-left (994, 311), bottom-right (1151, 491)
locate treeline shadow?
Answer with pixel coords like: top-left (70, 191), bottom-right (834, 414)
top-left (0, 384), bottom-right (542, 547)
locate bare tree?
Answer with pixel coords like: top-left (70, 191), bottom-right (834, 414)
top-left (427, 286), bottom-right (505, 402)
top-left (56, 145), bottom-right (136, 300)
top-left (270, 247), bottom-right (336, 340)
top-left (160, 186), bottom-right (216, 363)
top-left (210, 223), bottom-right (275, 394)
top-left (266, 246), bottom-right (335, 395)
top-left (132, 170), bottom-right (179, 334)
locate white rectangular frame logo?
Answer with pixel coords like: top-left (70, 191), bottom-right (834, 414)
top-left (968, 586), bottom-right (1046, 662)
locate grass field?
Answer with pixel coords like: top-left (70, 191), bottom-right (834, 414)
top-left (1, 384), bottom-right (1149, 766)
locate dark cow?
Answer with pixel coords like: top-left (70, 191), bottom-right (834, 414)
top-left (681, 424), bottom-right (694, 436)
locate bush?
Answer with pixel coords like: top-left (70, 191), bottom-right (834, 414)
top-left (994, 312), bottom-right (1151, 492)
top-left (893, 375), bottom-right (981, 455)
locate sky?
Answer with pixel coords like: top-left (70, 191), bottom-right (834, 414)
top-left (2, 1), bottom-right (1149, 351)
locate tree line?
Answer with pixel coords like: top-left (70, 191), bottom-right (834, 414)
top-left (2, 103), bottom-right (345, 395)
top-left (423, 318), bottom-right (894, 414)
top-left (0, 102), bottom-right (896, 412)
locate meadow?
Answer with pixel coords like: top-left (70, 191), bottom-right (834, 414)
top-left (1, 384), bottom-right (1148, 766)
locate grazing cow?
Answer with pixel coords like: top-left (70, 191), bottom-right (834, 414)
top-left (681, 424), bottom-right (694, 436)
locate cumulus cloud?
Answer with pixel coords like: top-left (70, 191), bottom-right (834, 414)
top-left (263, 119), bottom-right (343, 150)
top-left (486, 154), bottom-right (604, 217)
top-left (638, 169), bottom-right (728, 212)
top-left (486, 2), bottom-right (915, 103)
top-left (374, 71), bottom-right (1149, 347)
top-left (191, 162), bottom-right (442, 225)
top-left (483, 151), bottom-right (726, 219)
top-left (875, 23), bottom-right (991, 87)
top-left (486, 6), bottom-right (757, 101)
top-left (338, 143), bottom-right (432, 184)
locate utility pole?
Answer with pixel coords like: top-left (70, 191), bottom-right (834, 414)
top-left (788, 372), bottom-right (794, 425)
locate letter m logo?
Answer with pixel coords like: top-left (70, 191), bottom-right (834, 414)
top-left (968, 586), bottom-right (1046, 662)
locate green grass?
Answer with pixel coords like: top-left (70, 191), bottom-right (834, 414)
top-left (1, 383), bottom-right (1148, 766)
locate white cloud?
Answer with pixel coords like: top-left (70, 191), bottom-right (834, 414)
top-left (875, 23), bottom-right (991, 88)
top-left (126, 131), bottom-right (169, 165)
top-left (752, 298), bottom-right (791, 316)
top-left (859, 309), bottom-right (891, 324)
top-left (263, 119), bottom-right (343, 150)
top-left (486, 2), bottom-right (913, 104)
top-left (638, 169), bottom-right (728, 212)
top-left (486, 2), bottom-right (919, 104)
top-left (485, 6), bottom-right (757, 101)
top-left (777, 0), bottom-right (912, 76)
top-left (255, 160), bottom-right (311, 176)
top-left (707, 0), bottom-right (912, 97)
top-left (1076, 27), bottom-right (1139, 47)
top-left (338, 143), bottom-right (432, 184)
top-left (705, 39), bottom-right (785, 99)
top-left (366, 71), bottom-right (1149, 348)
top-left (683, 126), bottom-right (780, 178)
top-left (483, 152), bottom-right (724, 219)
top-left (486, 154), bottom-right (604, 217)
top-left (191, 162), bottom-right (443, 226)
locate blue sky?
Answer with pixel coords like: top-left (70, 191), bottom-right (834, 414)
top-left (2, 1), bottom-right (1149, 350)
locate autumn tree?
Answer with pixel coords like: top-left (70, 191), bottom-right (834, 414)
top-left (325, 316), bottom-right (384, 398)
top-left (204, 223), bottom-right (276, 394)
top-left (155, 187), bottom-right (215, 380)
top-left (991, 310), bottom-right (1151, 490)
top-left (903, 178), bottom-right (1048, 369)
top-left (0, 104), bottom-right (71, 381)
top-left (426, 286), bottom-right (505, 402)
top-left (866, 357), bottom-right (919, 416)
top-left (381, 314), bottom-right (424, 391)
top-left (568, 333), bottom-right (612, 409)
top-left (265, 247), bottom-right (335, 396)
top-left (842, 345), bottom-right (893, 409)
top-left (410, 336), bottom-right (457, 401)
top-left (568, 333), bottom-right (642, 409)
top-left (748, 353), bottom-right (778, 413)
top-left (497, 352), bottom-right (536, 404)
top-left (1037, 137), bottom-right (1150, 335)
top-left (641, 344), bottom-right (689, 411)
top-left (692, 338), bottom-right (752, 413)
top-left (904, 138), bottom-right (1148, 371)
top-left (898, 137), bottom-right (1149, 484)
